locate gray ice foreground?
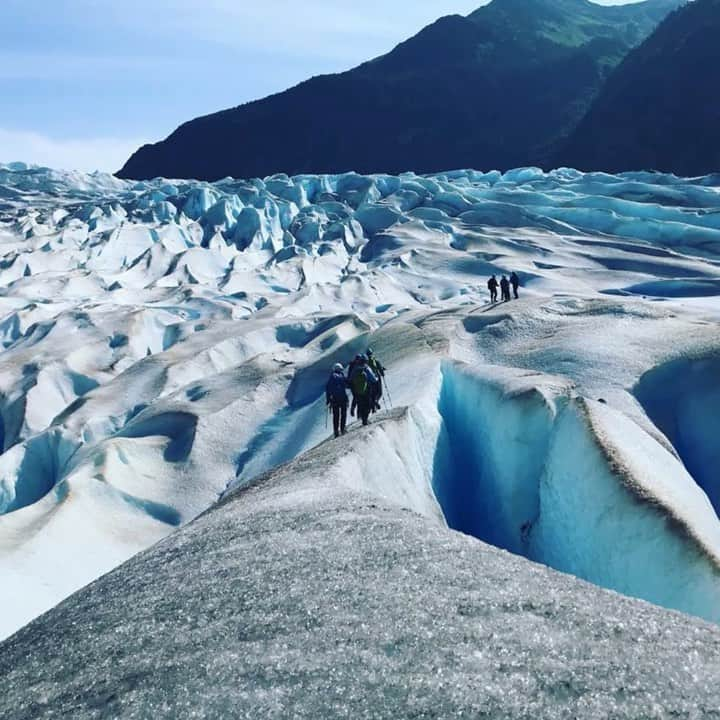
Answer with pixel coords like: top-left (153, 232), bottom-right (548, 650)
top-left (2, 411), bottom-right (720, 719)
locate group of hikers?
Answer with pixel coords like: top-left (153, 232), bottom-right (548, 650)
top-left (488, 272), bottom-right (520, 303)
top-left (324, 274), bottom-right (520, 438)
top-left (325, 349), bottom-right (386, 438)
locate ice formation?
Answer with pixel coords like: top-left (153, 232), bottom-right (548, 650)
top-left (1, 160), bottom-right (720, 652)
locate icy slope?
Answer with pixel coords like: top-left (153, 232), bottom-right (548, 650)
top-left (2, 416), bottom-right (720, 719)
top-left (2, 163), bottom-right (720, 640)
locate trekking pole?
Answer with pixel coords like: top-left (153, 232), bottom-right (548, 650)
top-left (325, 404), bottom-right (328, 430)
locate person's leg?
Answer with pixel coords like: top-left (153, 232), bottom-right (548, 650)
top-left (514, 286), bottom-right (519, 299)
top-left (332, 404), bottom-right (340, 437)
top-left (359, 397), bottom-right (370, 425)
top-left (340, 403), bottom-right (348, 434)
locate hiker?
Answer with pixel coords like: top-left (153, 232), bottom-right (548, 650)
top-left (349, 354), bottom-right (379, 426)
top-left (510, 271), bottom-right (520, 299)
top-left (366, 348), bottom-right (385, 411)
top-left (326, 362), bottom-right (349, 438)
top-left (500, 275), bottom-right (511, 302)
top-left (347, 353), bottom-right (362, 417)
top-left (487, 275), bottom-right (498, 303)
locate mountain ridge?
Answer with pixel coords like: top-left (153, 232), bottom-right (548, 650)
top-left (118, 0), bottom-right (679, 181)
top-left (556, 0), bottom-right (720, 175)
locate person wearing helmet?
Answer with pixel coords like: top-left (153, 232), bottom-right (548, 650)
top-left (348, 354), bottom-right (379, 426)
top-left (326, 362), bottom-right (349, 438)
top-left (366, 348), bottom-right (386, 412)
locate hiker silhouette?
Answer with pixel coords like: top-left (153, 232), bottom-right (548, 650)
top-left (500, 275), bottom-right (511, 302)
top-left (487, 275), bottom-right (499, 303)
top-left (348, 354), bottom-right (379, 426)
top-left (366, 348), bottom-right (385, 412)
top-left (326, 362), bottom-right (349, 438)
top-left (510, 272), bottom-right (520, 299)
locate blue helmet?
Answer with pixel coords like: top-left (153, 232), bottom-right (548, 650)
top-left (367, 348), bottom-right (374, 357)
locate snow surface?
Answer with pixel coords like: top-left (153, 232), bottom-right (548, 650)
top-left (2, 422), bottom-right (720, 719)
top-left (2, 161), bottom-right (720, 653)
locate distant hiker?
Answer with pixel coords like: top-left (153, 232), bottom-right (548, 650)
top-left (366, 348), bottom-right (386, 411)
top-left (510, 272), bottom-right (520, 299)
top-left (326, 362), bottom-right (349, 438)
top-left (349, 354), bottom-right (379, 426)
top-left (487, 275), bottom-right (498, 303)
top-left (500, 275), bottom-right (511, 302)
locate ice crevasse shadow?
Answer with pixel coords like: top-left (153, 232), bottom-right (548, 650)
top-left (0, 429), bottom-right (78, 515)
top-left (431, 361), bottom-right (720, 624)
top-left (634, 355), bottom-right (720, 517)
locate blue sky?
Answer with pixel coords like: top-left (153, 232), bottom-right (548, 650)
top-left (0, 0), bottom-right (636, 172)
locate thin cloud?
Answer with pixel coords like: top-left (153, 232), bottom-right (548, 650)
top-left (0, 128), bottom-right (145, 174)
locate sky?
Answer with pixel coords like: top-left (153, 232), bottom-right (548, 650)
top-left (0, 0), bottom-right (638, 173)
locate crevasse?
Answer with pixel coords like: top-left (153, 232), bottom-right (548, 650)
top-left (428, 361), bottom-right (720, 624)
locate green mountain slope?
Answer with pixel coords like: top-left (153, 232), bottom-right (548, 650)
top-left (557, 0), bottom-right (720, 175)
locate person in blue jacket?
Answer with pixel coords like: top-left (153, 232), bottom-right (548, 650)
top-left (326, 362), bottom-right (349, 438)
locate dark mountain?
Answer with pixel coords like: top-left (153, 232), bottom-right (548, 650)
top-left (118, 0), bottom-right (680, 181)
top-left (556, 0), bottom-right (720, 175)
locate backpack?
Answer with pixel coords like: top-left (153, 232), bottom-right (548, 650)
top-left (327, 372), bottom-right (347, 403)
top-left (350, 366), bottom-right (376, 397)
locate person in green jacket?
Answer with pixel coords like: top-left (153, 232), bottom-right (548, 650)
top-left (349, 354), bottom-right (379, 426)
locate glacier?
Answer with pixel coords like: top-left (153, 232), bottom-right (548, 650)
top-left (2, 162), bottom-right (720, 716)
